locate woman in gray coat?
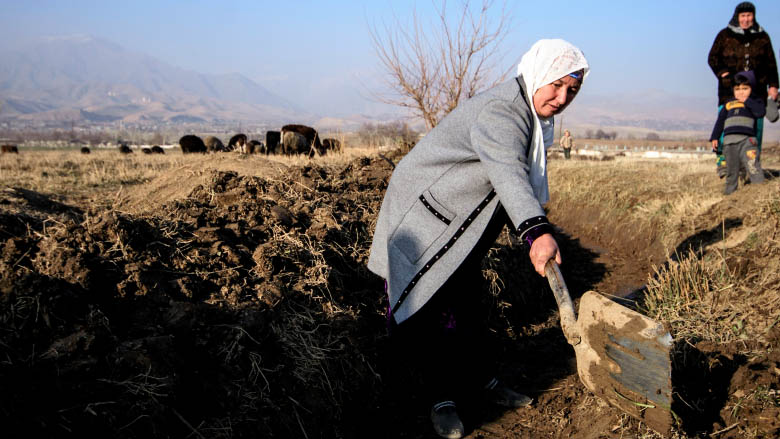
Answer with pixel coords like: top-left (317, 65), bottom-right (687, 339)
top-left (368, 39), bottom-right (589, 439)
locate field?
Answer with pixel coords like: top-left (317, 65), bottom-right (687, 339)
top-left (0, 144), bottom-right (779, 438)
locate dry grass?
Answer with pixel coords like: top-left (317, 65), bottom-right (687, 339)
top-left (547, 152), bottom-right (780, 355)
top-left (548, 156), bottom-right (722, 251)
top-left (0, 146), bottom-right (383, 213)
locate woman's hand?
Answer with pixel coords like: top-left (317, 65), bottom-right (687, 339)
top-left (711, 139), bottom-right (719, 152)
top-left (769, 86), bottom-right (779, 101)
top-left (529, 233), bottom-right (561, 276)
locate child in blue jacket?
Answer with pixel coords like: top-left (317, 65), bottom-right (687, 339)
top-left (710, 71), bottom-right (766, 194)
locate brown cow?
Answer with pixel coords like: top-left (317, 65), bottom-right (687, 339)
top-left (281, 124), bottom-right (320, 156)
top-left (282, 131), bottom-right (309, 155)
top-left (1, 145), bottom-right (19, 154)
top-left (321, 138), bottom-right (342, 155)
top-left (204, 136), bottom-right (225, 152)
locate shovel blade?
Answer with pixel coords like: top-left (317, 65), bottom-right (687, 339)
top-left (575, 291), bottom-right (674, 436)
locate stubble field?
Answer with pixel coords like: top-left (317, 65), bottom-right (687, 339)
top-left (0, 144), bottom-right (778, 438)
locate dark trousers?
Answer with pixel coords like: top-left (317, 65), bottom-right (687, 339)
top-left (563, 147), bottom-right (571, 159)
top-left (389, 204), bottom-right (510, 405)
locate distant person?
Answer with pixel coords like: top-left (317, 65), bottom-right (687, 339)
top-left (708, 1), bottom-right (778, 177)
top-left (559, 129), bottom-right (574, 159)
top-left (709, 71), bottom-right (765, 195)
top-left (368, 39), bottom-right (588, 439)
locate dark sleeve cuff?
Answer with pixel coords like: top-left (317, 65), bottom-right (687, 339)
top-left (517, 216), bottom-right (554, 247)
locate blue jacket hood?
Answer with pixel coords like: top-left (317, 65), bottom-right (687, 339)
top-left (735, 70), bottom-right (758, 90)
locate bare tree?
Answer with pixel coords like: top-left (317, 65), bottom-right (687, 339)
top-left (369, 0), bottom-right (512, 131)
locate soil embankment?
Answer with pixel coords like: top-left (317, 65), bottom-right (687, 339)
top-left (0, 148), bottom-right (778, 438)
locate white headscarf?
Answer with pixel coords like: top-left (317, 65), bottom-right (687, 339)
top-left (517, 39), bottom-right (589, 204)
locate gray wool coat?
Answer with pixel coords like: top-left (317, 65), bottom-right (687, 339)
top-left (367, 76), bottom-right (550, 324)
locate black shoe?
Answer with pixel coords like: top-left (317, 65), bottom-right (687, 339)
top-left (430, 401), bottom-right (464, 439)
top-left (485, 379), bottom-right (533, 408)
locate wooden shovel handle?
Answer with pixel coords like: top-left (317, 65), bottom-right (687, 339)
top-left (545, 260), bottom-right (582, 346)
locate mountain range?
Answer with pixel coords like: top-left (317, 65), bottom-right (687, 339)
top-left (1, 35), bottom-right (777, 140)
top-left (0, 35), bottom-right (313, 127)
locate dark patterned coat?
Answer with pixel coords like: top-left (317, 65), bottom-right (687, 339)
top-left (708, 22), bottom-right (778, 105)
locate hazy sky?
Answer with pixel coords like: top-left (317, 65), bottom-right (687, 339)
top-left (1, 0), bottom-right (780, 117)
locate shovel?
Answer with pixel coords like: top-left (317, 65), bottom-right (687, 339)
top-left (545, 260), bottom-right (674, 435)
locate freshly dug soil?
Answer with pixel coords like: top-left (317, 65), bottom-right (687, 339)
top-left (0, 149), bottom-right (777, 438)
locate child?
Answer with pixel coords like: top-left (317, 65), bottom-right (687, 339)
top-left (710, 71), bottom-right (766, 195)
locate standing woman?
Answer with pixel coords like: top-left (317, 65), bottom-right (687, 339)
top-left (708, 1), bottom-right (778, 174)
top-left (368, 39), bottom-right (588, 439)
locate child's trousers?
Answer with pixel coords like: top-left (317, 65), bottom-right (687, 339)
top-left (724, 137), bottom-right (764, 195)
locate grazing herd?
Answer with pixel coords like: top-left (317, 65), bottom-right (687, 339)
top-left (179, 124), bottom-right (342, 156)
top-left (0, 124), bottom-right (343, 157)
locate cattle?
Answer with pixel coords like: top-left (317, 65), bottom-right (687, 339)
top-left (141, 147), bottom-right (152, 154)
top-left (228, 134), bottom-right (248, 153)
top-left (1, 145), bottom-right (19, 154)
top-left (265, 131), bottom-right (281, 155)
top-left (248, 140), bottom-right (263, 154)
top-left (151, 145), bottom-right (165, 154)
top-left (281, 124), bottom-right (321, 156)
top-left (204, 136), bottom-right (225, 152)
top-left (119, 144), bottom-right (133, 154)
top-left (282, 131), bottom-right (309, 155)
top-left (80, 147), bottom-right (91, 154)
top-left (321, 138), bottom-right (342, 155)
top-left (179, 135), bottom-right (207, 153)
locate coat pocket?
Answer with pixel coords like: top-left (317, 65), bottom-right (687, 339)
top-left (390, 191), bottom-right (454, 264)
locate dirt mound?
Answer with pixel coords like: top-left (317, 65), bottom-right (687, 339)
top-left (0, 154), bottom-right (398, 438)
top-left (1, 147), bottom-right (777, 438)
top-left (670, 328), bottom-right (780, 438)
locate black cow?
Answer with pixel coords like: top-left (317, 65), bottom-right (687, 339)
top-left (281, 124), bottom-right (321, 156)
top-left (228, 134), bottom-right (248, 153)
top-left (204, 136), bottom-right (225, 152)
top-left (80, 146), bottom-right (91, 154)
top-left (179, 135), bottom-right (207, 153)
top-left (119, 144), bottom-right (133, 154)
top-left (141, 147), bottom-right (152, 154)
top-left (248, 140), bottom-right (263, 154)
top-left (151, 145), bottom-right (165, 154)
top-left (265, 131), bottom-right (281, 155)
top-left (1, 145), bottom-right (19, 154)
